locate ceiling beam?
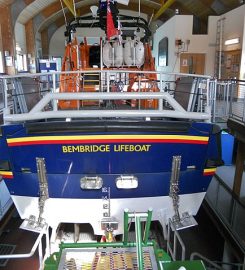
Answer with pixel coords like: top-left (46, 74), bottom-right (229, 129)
top-left (62, 0), bottom-right (76, 17)
top-left (153, 0), bottom-right (175, 20)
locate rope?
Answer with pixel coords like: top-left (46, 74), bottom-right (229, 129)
top-left (59, 0), bottom-right (68, 26)
top-left (72, 0), bottom-right (77, 19)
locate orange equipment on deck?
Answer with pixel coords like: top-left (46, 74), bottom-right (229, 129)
top-left (58, 38), bottom-right (159, 110)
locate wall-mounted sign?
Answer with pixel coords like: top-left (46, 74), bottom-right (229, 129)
top-left (5, 56), bottom-right (13, 67)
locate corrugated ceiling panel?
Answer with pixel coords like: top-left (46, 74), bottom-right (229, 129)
top-left (18, 0), bottom-right (57, 24)
top-left (0, 0), bottom-right (14, 7)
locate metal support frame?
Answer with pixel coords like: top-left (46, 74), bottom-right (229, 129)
top-left (123, 209), bottom-right (153, 270)
top-left (167, 218), bottom-right (186, 261)
top-left (153, 0), bottom-right (176, 20)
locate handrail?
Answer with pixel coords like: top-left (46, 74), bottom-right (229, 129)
top-left (0, 70), bottom-right (215, 123)
top-left (0, 70), bottom-right (214, 79)
top-left (0, 225), bottom-right (47, 260)
top-left (190, 252), bottom-right (245, 270)
top-left (190, 252), bottom-right (224, 270)
top-left (4, 92), bottom-right (210, 123)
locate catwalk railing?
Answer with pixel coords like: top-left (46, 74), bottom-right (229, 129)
top-left (215, 79), bottom-right (245, 126)
top-left (0, 72), bottom-right (244, 126)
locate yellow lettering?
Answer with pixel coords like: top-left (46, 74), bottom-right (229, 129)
top-left (62, 144), bottom-right (151, 153)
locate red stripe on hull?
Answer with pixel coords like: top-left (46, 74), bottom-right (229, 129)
top-left (203, 172), bottom-right (215, 176)
top-left (8, 139), bottom-right (208, 147)
top-left (1, 175), bottom-right (13, 179)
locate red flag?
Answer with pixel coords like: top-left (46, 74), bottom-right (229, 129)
top-left (107, 0), bottom-right (118, 39)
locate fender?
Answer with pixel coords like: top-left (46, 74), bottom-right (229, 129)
top-left (123, 38), bottom-right (134, 66)
top-left (113, 41), bottom-right (123, 67)
top-left (135, 39), bottom-right (145, 67)
top-left (102, 41), bottom-right (113, 67)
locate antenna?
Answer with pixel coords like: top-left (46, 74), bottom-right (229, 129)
top-left (90, 5), bottom-right (98, 17)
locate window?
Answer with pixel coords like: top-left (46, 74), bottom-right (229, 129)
top-left (158, 37), bottom-right (168, 66)
top-left (16, 53), bottom-right (27, 72)
top-left (192, 16), bottom-right (208, 35)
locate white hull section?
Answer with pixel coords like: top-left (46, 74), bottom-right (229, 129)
top-left (12, 193), bottom-right (205, 235)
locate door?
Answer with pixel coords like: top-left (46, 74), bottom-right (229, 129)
top-left (180, 53), bottom-right (205, 75)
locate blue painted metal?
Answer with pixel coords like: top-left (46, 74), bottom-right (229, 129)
top-left (0, 121), bottom-right (220, 199)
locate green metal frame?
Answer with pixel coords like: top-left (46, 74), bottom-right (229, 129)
top-left (44, 209), bottom-right (207, 270)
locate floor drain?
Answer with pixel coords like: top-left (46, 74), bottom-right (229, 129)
top-left (0, 244), bottom-right (16, 267)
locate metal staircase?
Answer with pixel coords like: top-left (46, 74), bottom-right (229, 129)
top-left (12, 78), bottom-right (28, 114)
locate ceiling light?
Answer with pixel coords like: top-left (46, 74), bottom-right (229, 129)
top-left (116, 0), bottom-right (129, 5)
top-left (90, 5), bottom-right (98, 17)
top-left (224, 38), bottom-right (240, 45)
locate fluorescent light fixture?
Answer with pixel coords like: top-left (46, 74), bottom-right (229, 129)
top-left (224, 38), bottom-right (240, 46)
top-left (117, 0), bottom-right (129, 5)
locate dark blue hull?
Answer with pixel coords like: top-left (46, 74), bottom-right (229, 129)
top-left (0, 120), bottom-right (222, 199)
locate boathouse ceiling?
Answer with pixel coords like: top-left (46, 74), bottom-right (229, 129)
top-left (0, 0), bottom-right (244, 33)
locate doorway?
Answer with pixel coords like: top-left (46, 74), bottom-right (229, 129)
top-left (180, 53), bottom-right (205, 75)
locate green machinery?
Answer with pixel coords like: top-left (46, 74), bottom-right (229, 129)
top-left (44, 209), bottom-right (206, 270)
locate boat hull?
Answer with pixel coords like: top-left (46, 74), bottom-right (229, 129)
top-left (0, 120), bottom-right (221, 234)
top-left (12, 192), bottom-right (206, 235)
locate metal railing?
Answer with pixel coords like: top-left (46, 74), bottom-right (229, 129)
top-left (214, 79), bottom-right (245, 126)
top-left (229, 79), bottom-right (245, 125)
top-left (0, 70), bottom-right (215, 124)
top-left (166, 218), bottom-right (186, 261)
top-left (0, 225), bottom-right (49, 270)
top-left (0, 72), bottom-right (244, 127)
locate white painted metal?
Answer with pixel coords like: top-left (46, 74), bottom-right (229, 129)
top-left (5, 108), bottom-right (210, 122)
top-left (1, 70), bottom-right (214, 122)
top-left (12, 192), bottom-right (206, 236)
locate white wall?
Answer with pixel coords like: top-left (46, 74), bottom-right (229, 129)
top-left (153, 15), bottom-right (216, 76)
top-left (49, 27), bottom-right (105, 57)
top-left (223, 5), bottom-right (245, 52)
top-left (152, 5), bottom-right (245, 78)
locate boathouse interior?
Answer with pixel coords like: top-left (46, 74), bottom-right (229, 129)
top-left (0, 0), bottom-right (245, 269)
